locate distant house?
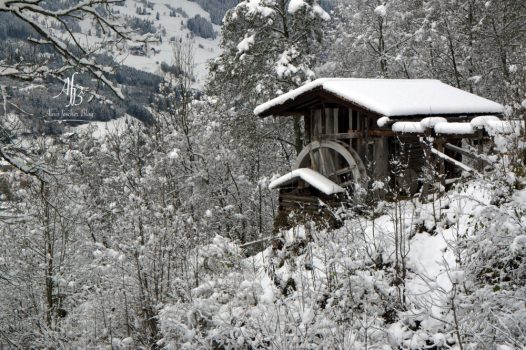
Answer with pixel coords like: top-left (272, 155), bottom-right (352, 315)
top-left (255, 78), bottom-right (507, 224)
top-left (128, 43), bottom-right (146, 56)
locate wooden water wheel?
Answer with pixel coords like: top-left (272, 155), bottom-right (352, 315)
top-left (273, 140), bottom-right (367, 231)
top-left (294, 140), bottom-right (367, 191)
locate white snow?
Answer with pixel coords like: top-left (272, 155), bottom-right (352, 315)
top-left (241, 0), bottom-right (274, 17)
top-left (287, 0), bottom-right (329, 20)
top-left (434, 122), bottom-right (474, 135)
top-left (409, 232), bottom-right (451, 281)
top-left (107, 0), bottom-right (222, 88)
top-left (237, 34), bottom-right (255, 53)
top-left (470, 115), bottom-right (522, 135)
top-left (390, 116), bottom-right (520, 135)
top-left (374, 4), bottom-right (387, 17)
top-left (168, 148), bottom-right (180, 159)
top-left (470, 115), bottom-right (500, 128)
top-left (496, 346), bottom-right (515, 350)
top-left (73, 115), bottom-right (136, 138)
top-left (392, 121), bottom-right (425, 133)
top-left (259, 274), bottom-right (275, 304)
top-left (510, 235), bottom-right (526, 255)
top-left (377, 116), bottom-right (392, 127)
top-left (288, 0), bottom-right (307, 13)
top-left (254, 78), bottom-right (504, 117)
top-left (275, 49), bottom-right (300, 78)
top-left (387, 323), bottom-right (405, 346)
top-left (313, 4), bottom-right (331, 20)
top-left (420, 117), bottom-right (447, 128)
top-left (269, 168), bottom-right (345, 195)
top-left (449, 270), bottom-right (465, 284)
top-left (483, 120), bottom-right (522, 135)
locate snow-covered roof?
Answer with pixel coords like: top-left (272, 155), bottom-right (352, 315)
top-left (255, 78), bottom-right (504, 117)
top-left (269, 168), bottom-right (345, 195)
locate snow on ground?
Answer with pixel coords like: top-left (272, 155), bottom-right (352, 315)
top-left (112, 0), bottom-right (222, 87)
top-left (73, 114), bottom-right (137, 138)
top-left (266, 181), bottom-right (492, 322)
top-left (159, 178), bottom-right (510, 348)
top-left (72, 0), bottom-right (222, 88)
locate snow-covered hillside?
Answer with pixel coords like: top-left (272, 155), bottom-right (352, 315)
top-left (119, 0), bottom-right (221, 85)
top-left (77, 0), bottom-right (223, 86)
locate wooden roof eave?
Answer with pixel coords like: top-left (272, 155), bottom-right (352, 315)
top-left (256, 87), bottom-right (325, 118)
top-left (257, 88), bottom-right (382, 118)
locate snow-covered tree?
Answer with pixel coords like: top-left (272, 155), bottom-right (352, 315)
top-left (328, 0), bottom-right (525, 114)
top-left (326, 0), bottom-right (426, 78)
top-left (0, 0), bottom-right (142, 98)
top-left (208, 0), bottom-right (330, 153)
top-left (0, 0), bottom-right (151, 180)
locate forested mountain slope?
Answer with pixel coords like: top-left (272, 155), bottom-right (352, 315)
top-left (0, 0), bottom-right (232, 131)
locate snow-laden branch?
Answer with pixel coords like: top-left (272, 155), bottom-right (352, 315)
top-left (0, 0), bottom-right (148, 100)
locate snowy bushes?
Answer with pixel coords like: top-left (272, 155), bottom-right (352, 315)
top-left (158, 171), bottom-right (526, 349)
top-left (2, 110), bottom-right (525, 348)
top-left (458, 186), bottom-right (526, 347)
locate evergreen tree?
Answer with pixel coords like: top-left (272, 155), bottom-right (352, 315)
top-left (208, 0), bottom-right (330, 153)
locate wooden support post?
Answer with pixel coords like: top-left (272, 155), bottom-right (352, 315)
top-left (419, 139), bottom-right (432, 200)
top-left (477, 129), bottom-right (484, 171)
top-left (304, 110), bottom-right (311, 145)
top-left (435, 138), bottom-right (446, 187)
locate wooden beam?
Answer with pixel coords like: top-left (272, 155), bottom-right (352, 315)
top-left (340, 180), bottom-right (355, 187)
top-left (319, 132), bottom-right (362, 140)
top-left (293, 99), bottom-right (324, 111)
top-left (368, 129), bottom-right (396, 137)
top-left (328, 166), bottom-right (356, 177)
top-left (444, 143), bottom-right (491, 165)
top-left (318, 90), bottom-right (381, 118)
top-left (430, 147), bottom-right (478, 175)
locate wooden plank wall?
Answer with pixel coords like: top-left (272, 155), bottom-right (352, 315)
top-left (304, 106), bottom-right (391, 183)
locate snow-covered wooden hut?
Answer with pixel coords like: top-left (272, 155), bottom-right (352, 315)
top-left (255, 78), bottom-right (506, 217)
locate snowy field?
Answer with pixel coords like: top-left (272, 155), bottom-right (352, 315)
top-left (114, 0), bottom-right (221, 86)
top-left (74, 114), bottom-right (138, 138)
top-left (74, 0), bottom-right (222, 87)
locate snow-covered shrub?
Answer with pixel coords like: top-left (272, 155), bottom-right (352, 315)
top-left (458, 186), bottom-right (526, 347)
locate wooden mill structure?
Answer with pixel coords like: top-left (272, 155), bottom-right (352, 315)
top-left (254, 78), bottom-right (508, 225)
